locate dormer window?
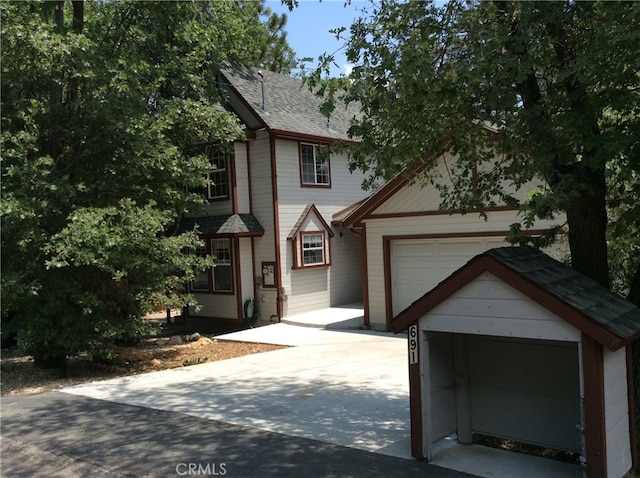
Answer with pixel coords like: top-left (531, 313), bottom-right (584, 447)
top-left (302, 233), bottom-right (325, 266)
top-left (289, 204), bottom-right (334, 269)
top-left (205, 146), bottom-right (229, 200)
top-left (300, 143), bottom-right (330, 187)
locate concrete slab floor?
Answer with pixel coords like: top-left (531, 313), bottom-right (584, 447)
top-left (431, 435), bottom-right (583, 478)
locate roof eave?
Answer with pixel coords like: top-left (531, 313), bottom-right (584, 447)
top-left (270, 129), bottom-right (357, 144)
top-left (219, 70), bottom-right (271, 133)
top-left (340, 147), bottom-right (448, 228)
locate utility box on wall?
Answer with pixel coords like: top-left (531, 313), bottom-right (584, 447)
top-left (392, 247), bottom-right (640, 478)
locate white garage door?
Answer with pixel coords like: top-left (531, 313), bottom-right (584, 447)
top-left (391, 237), bottom-right (507, 316)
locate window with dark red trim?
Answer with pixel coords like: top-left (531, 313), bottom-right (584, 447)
top-left (292, 231), bottom-right (331, 269)
top-left (211, 238), bottom-right (232, 292)
top-left (302, 232), bottom-right (325, 266)
top-left (189, 238), bottom-right (233, 293)
top-left (300, 143), bottom-right (330, 187)
top-left (205, 146), bottom-right (229, 200)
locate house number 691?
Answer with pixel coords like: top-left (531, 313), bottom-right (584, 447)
top-left (409, 325), bottom-right (418, 364)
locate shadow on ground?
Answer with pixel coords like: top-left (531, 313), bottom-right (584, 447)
top-left (1, 392), bottom-right (473, 478)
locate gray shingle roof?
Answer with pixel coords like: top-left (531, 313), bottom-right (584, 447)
top-left (485, 247), bottom-right (640, 341)
top-left (287, 204), bottom-right (334, 239)
top-left (220, 65), bottom-right (359, 141)
top-left (179, 214), bottom-right (264, 236)
top-left (288, 204), bottom-right (314, 239)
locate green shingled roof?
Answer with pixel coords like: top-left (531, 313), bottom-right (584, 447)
top-left (485, 247), bottom-right (640, 341)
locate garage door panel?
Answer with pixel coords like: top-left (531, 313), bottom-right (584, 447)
top-left (394, 242), bottom-right (437, 257)
top-left (391, 237), bottom-right (506, 316)
top-left (435, 240), bottom-right (487, 257)
top-left (393, 264), bottom-right (453, 311)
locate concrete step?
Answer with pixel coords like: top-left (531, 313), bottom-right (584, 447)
top-left (281, 304), bottom-right (365, 330)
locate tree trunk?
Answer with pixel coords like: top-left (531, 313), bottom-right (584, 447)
top-left (72, 1), bottom-right (83, 34)
top-left (67, 1), bottom-right (84, 103)
top-left (629, 262), bottom-right (640, 306)
top-left (564, 167), bottom-right (610, 288)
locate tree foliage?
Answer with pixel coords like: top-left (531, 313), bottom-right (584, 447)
top-left (1, 0), bottom-right (295, 373)
top-left (308, 0), bottom-right (640, 292)
top-left (304, 2), bottom-right (640, 461)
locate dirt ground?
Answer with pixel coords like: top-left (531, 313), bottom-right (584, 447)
top-left (1, 321), bottom-right (285, 396)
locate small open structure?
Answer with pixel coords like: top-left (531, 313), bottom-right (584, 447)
top-left (392, 247), bottom-right (640, 478)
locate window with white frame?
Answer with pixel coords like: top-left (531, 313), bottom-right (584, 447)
top-left (300, 143), bottom-right (330, 186)
top-left (211, 238), bottom-right (232, 292)
top-left (205, 146), bottom-right (228, 200)
top-left (302, 233), bottom-right (325, 266)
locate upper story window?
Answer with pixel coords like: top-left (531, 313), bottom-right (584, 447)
top-left (205, 146), bottom-right (229, 200)
top-left (300, 143), bottom-right (330, 187)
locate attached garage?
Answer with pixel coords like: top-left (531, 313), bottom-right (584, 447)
top-left (393, 247), bottom-right (640, 478)
top-left (333, 151), bottom-right (565, 331)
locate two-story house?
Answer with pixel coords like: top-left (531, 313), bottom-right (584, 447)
top-left (181, 65), bottom-right (368, 324)
top-left (182, 65), bottom-right (564, 332)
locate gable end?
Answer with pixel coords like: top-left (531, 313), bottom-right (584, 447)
top-left (392, 248), bottom-right (639, 351)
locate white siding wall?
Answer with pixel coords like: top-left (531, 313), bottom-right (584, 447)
top-left (375, 157), bottom-right (452, 215)
top-left (375, 154), bottom-right (548, 216)
top-left (375, 179), bottom-right (442, 214)
top-left (234, 142), bottom-right (251, 213)
top-left (419, 273), bottom-right (581, 341)
top-left (603, 347), bottom-right (632, 478)
top-left (329, 227), bottom-right (363, 306)
top-left (363, 153), bottom-right (566, 330)
top-left (365, 210), bottom-right (562, 329)
top-left (239, 237), bottom-right (255, 310)
top-left (275, 138), bottom-right (368, 316)
top-left (191, 293), bottom-right (237, 319)
top-left (249, 133), bottom-right (278, 321)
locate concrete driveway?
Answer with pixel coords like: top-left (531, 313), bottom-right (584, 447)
top-left (1, 323), bottom-right (480, 477)
top-left (2, 316), bottom-right (580, 477)
top-left (62, 326), bottom-right (413, 459)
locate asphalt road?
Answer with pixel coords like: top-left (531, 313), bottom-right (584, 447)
top-left (1, 391), bottom-right (476, 478)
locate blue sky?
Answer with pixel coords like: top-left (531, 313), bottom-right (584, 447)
top-left (265, 0), bottom-right (369, 77)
